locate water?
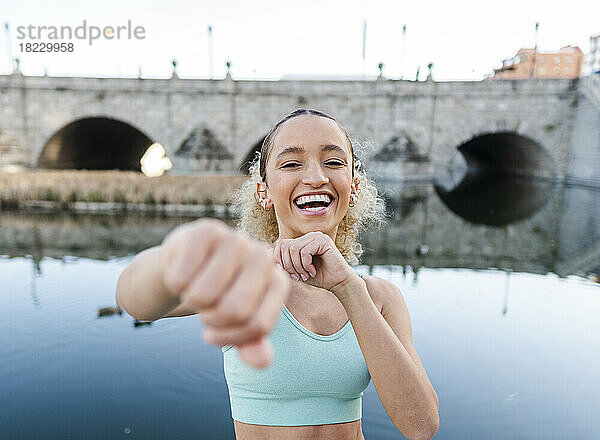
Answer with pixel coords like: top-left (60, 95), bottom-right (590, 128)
top-left (1, 176), bottom-right (599, 439)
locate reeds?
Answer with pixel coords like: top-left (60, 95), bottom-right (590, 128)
top-left (0, 169), bottom-right (248, 209)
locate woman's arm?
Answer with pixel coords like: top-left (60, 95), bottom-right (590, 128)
top-left (116, 244), bottom-right (182, 322)
top-left (332, 275), bottom-right (439, 440)
top-left (270, 231), bottom-right (439, 439)
top-left (116, 218), bottom-right (290, 369)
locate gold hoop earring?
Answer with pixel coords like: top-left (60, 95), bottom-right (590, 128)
top-left (256, 189), bottom-right (270, 209)
top-left (349, 194), bottom-right (357, 207)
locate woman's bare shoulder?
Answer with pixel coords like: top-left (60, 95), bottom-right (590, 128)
top-left (359, 274), bottom-right (398, 314)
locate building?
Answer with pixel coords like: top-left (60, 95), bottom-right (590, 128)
top-left (586, 33), bottom-right (600, 75)
top-left (492, 46), bottom-right (584, 79)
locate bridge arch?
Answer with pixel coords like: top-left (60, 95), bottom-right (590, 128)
top-left (434, 131), bottom-right (558, 226)
top-left (453, 131), bottom-right (557, 178)
top-left (38, 117), bottom-right (155, 171)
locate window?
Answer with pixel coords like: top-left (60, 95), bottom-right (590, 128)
top-left (564, 68), bottom-right (571, 74)
top-left (554, 67), bottom-right (560, 74)
top-left (567, 57), bottom-right (573, 63)
top-left (554, 56), bottom-right (560, 64)
top-left (539, 66), bottom-right (547, 74)
top-left (540, 57), bottom-right (546, 64)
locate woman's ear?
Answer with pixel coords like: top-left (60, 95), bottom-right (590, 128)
top-left (256, 181), bottom-right (273, 209)
top-left (348, 177), bottom-right (360, 207)
top-left (351, 176), bottom-right (360, 195)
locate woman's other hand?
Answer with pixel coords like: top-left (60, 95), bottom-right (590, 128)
top-left (161, 218), bottom-right (290, 369)
top-left (272, 231), bottom-right (358, 296)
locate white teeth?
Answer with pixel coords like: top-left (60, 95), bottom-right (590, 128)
top-left (295, 194), bottom-right (332, 205)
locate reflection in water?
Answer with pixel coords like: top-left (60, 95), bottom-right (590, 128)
top-left (1, 256), bottom-right (599, 439)
top-left (363, 180), bottom-right (600, 278)
top-left (434, 172), bottom-right (557, 226)
top-left (502, 270), bottom-right (511, 316)
top-left (0, 210), bottom-right (232, 265)
top-left (1, 180), bottom-right (598, 278)
top-left (97, 306), bottom-right (123, 318)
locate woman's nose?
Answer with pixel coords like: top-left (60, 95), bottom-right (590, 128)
top-left (301, 162), bottom-right (329, 187)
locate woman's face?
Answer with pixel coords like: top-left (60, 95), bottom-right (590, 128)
top-left (260, 115), bottom-right (357, 240)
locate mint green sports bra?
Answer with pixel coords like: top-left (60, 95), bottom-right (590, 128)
top-left (221, 301), bottom-right (371, 426)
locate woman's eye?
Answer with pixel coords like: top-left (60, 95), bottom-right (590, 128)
top-left (281, 163), bottom-right (300, 168)
top-left (326, 160), bottom-right (345, 166)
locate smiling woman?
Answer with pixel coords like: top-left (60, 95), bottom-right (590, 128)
top-left (114, 108), bottom-right (439, 439)
top-left (232, 108), bottom-right (385, 265)
top-left (220, 108), bottom-right (440, 440)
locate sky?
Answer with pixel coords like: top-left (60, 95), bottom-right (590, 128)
top-left (0, 0), bottom-right (598, 81)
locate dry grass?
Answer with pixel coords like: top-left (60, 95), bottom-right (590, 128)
top-left (0, 169), bottom-right (248, 208)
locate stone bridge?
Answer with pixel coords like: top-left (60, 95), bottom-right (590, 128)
top-left (1, 72), bottom-right (599, 184)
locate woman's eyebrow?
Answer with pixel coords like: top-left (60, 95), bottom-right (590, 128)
top-left (320, 144), bottom-right (347, 156)
top-left (275, 144), bottom-right (347, 160)
top-left (275, 146), bottom-right (304, 159)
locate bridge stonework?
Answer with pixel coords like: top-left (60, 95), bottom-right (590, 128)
top-left (0, 73), bottom-right (598, 183)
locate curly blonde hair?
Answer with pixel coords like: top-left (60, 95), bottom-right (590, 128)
top-left (231, 108), bottom-right (386, 265)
